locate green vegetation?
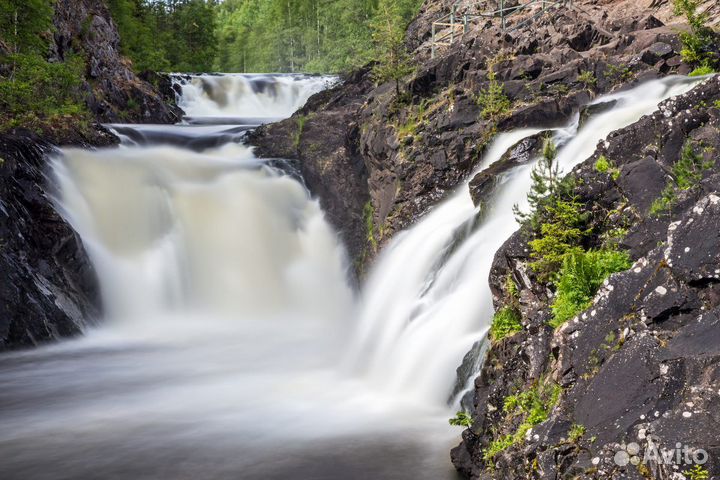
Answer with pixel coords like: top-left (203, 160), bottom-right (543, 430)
top-left (685, 465), bottom-right (710, 480)
top-left (0, 0), bottom-right (90, 132)
top-left (567, 424), bottom-right (585, 443)
top-left (550, 249), bottom-right (631, 328)
top-left (292, 115), bottom-right (307, 148)
top-left (476, 68), bottom-right (512, 120)
top-left (107, 0), bottom-right (218, 72)
top-left (363, 200), bottom-right (378, 251)
top-left (528, 199), bottom-right (588, 282)
top-left (689, 65), bottom-right (716, 76)
top-left (514, 137), bottom-right (561, 230)
top-left (214, 0), bottom-right (423, 74)
top-left (673, 0), bottom-right (718, 69)
top-left (484, 380), bottom-right (561, 461)
top-left (577, 70), bottom-right (596, 87)
top-left (594, 155), bottom-right (621, 180)
top-left (449, 411), bottom-right (473, 427)
top-left (650, 140), bottom-right (714, 216)
top-left (489, 306), bottom-right (522, 342)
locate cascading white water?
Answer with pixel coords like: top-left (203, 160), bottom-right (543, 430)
top-left (349, 76), bottom-right (700, 407)
top-left (0, 74), bottom-right (702, 480)
top-left (174, 74), bottom-right (336, 120)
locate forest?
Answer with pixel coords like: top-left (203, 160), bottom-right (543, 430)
top-left (108, 0), bottom-right (424, 73)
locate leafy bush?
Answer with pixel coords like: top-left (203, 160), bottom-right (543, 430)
top-left (685, 465), bottom-right (710, 480)
top-left (673, 0), bottom-right (717, 68)
top-left (689, 65), bottom-right (716, 76)
top-left (568, 424), bottom-right (586, 443)
top-left (476, 69), bottom-right (511, 120)
top-left (363, 201), bottom-right (378, 251)
top-left (449, 411), bottom-right (473, 427)
top-left (594, 155), bottom-right (621, 180)
top-left (529, 200), bottom-right (588, 282)
top-left (489, 306), bottom-right (522, 342)
top-left (0, 53), bottom-right (89, 131)
top-left (549, 249), bottom-right (631, 328)
top-left (484, 380), bottom-right (561, 461)
top-left (650, 140), bottom-right (714, 216)
top-left (577, 70), bottom-right (596, 87)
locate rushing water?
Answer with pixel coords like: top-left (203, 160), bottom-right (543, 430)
top-left (0, 74), bottom-right (700, 479)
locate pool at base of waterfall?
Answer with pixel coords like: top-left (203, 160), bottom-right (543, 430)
top-left (0, 73), bottom-right (702, 480)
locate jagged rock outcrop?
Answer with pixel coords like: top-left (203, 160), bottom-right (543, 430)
top-left (0, 130), bottom-right (112, 349)
top-left (451, 74), bottom-right (720, 480)
top-left (51, 0), bottom-right (182, 124)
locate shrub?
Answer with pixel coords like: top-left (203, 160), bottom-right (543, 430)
top-left (549, 249), bottom-right (632, 328)
top-left (685, 465), bottom-right (710, 480)
top-left (594, 155), bottom-right (621, 180)
top-left (568, 424), bottom-right (586, 443)
top-left (689, 65), bottom-right (716, 76)
top-left (0, 53), bottom-right (89, 131)
top-left (292, 115), bottom-right (307, 149)
top-left (489, 306), bottom-right (522, 342)
top-left (477, 69), bottom-right (511, 120)
top-left (577, 70), bottom-right (596, 87)
top-left (514, 137), bottom-right (561, 229)
top-left (484, 380), bottom-right (561, 461)
top-left (449, 411), bottom-right (473, 427)
top-left (673, 0), bottom-right (717, 67)
top-left (650, 140), bottom-right (714, 216)
top-left (363, 201), bottom-right (378, 251)
top-left (529, 199), bottom-right (588, 282)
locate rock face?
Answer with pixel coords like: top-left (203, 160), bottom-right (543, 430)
top-left (52, 0), bottom-right (182, 124)
top-left (0, 131), bottom-right (109, 349)
top-left (0, 0), bottom-right (180, 350)
top-left (451, 75), bottom-right (720, 480)
top-left (249, 0), bottom-right (713, 271)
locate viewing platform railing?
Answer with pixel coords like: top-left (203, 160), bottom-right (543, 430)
top-left (431, 0), bottom-right (570, 58)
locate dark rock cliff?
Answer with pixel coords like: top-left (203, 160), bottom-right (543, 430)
top-left (452, 73), bottom-right (720, 480)
top-left (0, 1), bottom-right (180, 350)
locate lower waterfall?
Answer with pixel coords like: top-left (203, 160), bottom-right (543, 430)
top-left (0, 74), bottom-right (701, 479)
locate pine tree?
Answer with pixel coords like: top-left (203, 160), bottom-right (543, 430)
top-left (514, 137), bottom-right (560, 228)
top-left (370, 0), bottom-right (414, 94)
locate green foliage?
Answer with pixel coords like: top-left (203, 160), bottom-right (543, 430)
top-left (714, 100), bottom-right (720, 109)
top-left (577, 70), bottom-right (596, 87)
top-left (371, 0), bottom-right (415, 93)
top-left (549, 249), bottom-right (631, 328)
top-left (489, 306), bottom-right (522, 342)
top-left (363, 200), bottom-right (378, 251)
top-left (476, 69), bottom-right (511, 120)
top-left (108, 0), bottom-right (218, 72)
top-left (484, 381), bottom-right (561, 461)
top-left (568, 424), bottom-right (586, 443)
top-left (214, 0), bottom-right (423, 74)
top-left (529, 200), bottom-right (588, 282)
top-left (0, 0), bottom-right (54, 54)
top-left (685, 465), bottom-right (710, 480)
top-left (594, 155), bottom-right (621, 180)
top-left (514, 137), bottom-right (566, 232)
top-left (449, 411), bottom-right (473, 427)
top-left (293, 115), bottom-right (307, 148)
top-left (673, 0), bottom-right (717, 68)
top-left (689, 65), bottom-right (716, 76)
top-left (0, 53), bottom-right (89, 131)
top-left (650, 140), bottom-right (714, 216)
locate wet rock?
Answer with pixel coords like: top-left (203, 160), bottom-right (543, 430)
top-left (0, 131), bottom-right (102, 350)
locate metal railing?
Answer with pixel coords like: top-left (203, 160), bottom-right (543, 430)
top-left (431, 0), bottom-right (570, 58)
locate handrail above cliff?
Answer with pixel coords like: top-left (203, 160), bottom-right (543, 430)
top-left (430, 0), bottom-right (570, 58)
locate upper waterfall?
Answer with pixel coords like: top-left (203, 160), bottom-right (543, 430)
top-left (173, 74), bottom-right (337, 122)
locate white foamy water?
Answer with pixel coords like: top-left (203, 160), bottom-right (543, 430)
top-left (0, 75), bottom-right (700, 479)
top-left (174, 73), bottom-right (336, 120)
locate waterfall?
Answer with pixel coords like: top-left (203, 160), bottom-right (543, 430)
top-left (0, 73), bottom-right (702, 480)
top-left (349, 76), bottom-right (700, 407)
top-left (173, 74), bottom-right (337, 122)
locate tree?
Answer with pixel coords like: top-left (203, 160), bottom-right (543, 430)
top-left (514, 137), bottom-right (560, 229)
top-left (370, 0), bottom-right (414, 94)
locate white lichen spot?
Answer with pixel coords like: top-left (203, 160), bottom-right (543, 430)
top-left (682, 411), bottom-right (692, 418)
top-left (660, 364), bottom-right (669, 375)
top-left (684, 247), bottom-right (690, 253)
top-left (655, 286), bottom-right (667, 295)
